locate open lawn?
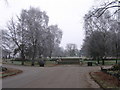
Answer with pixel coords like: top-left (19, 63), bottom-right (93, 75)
top-left (3, 59), bottom-right (57, 67)
top-left (2, 58), bottom-right (120, 67)
top-left (84, 59), bottom-right (120, 66)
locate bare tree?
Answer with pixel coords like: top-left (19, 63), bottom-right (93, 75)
top-left (109, 20), bottom-right (120, 63)
top-left (87, 0), bottom-right (120, 19)
top-left (65, 43), bottom-right (78, 57)
top-left (83, 9), bottom-right (113, 65)
top-left (2, 7), bottom-right (63, 66)
top-left (82, 0), bottom-right (120, 65)
top-left (4, 18), bottom-right (27, 65)
top-left (45, 25), bottom-right (62, 58)
top-left (20, 7), bottom-right (49, 66)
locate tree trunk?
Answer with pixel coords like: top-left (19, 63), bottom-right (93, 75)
top-left (116, 59), bottom-right (118, 64)
top-left (21, 49), bottom-right (25, 65)
top-left (116, 53), bottom-right (118, 64)
top-left (97, 58), bottom-right (100, 64)
top-left (102, 59), bottom-right (105, 65)
top-left (49, 50), bottom-right (52, 58)
top-left (31, 60), bottom-right (35, 66)
top-left (101, 56), bottom-right (105, 65)
top-left (31, 43), bottom-right (37, 66)
top-left (21, 57), bottom-right (25, 65)
top-left (31, 53), bottom-right (35, 66)
top-left (116, 43), bottom-right (118, 64)
top-left (8, 53), bottom-right (11, 59)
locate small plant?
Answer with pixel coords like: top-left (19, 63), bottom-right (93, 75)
top-left (0, 66), bottom-right (7, 72)
top-left (112, 63), bottom-right (120, 71)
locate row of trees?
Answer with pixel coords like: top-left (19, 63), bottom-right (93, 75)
top-left (65, 43), bottom-right (79, 57)
top-left (2, 7), bottom-right (62, 66)
top-left (50, 43), bottom-right (80, 57)
top-left (81, 0), bottom-right (120, 65)
top-left (2, 7), bottom-right (80, 66)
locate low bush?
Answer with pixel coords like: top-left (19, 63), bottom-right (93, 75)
top-left (38, 60), bottom-right (45, 67)
top-left (112, 63), bottom-right (120, 71)
top-left (0, 66), bottom-right (7, 72)
top-left (100, 63), bottom-right (120, 80)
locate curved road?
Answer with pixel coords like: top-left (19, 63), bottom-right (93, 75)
top-left (2, 64), bottom-right (100, 88)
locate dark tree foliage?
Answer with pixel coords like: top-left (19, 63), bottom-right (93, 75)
top-left (82, 0), bottom-right (120, 65)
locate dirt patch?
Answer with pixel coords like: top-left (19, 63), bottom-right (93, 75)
top-left (0, 68), bottom-right (23, 78)
top-left (90, 71), bottom-right (120, 88)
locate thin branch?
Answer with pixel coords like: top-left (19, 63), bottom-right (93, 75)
top-left (87, 1), bottom-right (120, 19)
top-left (97, 5), bottom-right (120, 18)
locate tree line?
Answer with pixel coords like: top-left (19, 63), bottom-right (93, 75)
top-left (81, 0), bottom-right (120, 65)
top-left (2, 7), bottom-right (81, 66)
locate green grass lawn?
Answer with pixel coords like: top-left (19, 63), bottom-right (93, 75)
top-left (84, 59), bottom-right (120, 65)
top-left (3, 60), bottom-right (57, 67)
top-left (2, 58), bottom-right (120, 66)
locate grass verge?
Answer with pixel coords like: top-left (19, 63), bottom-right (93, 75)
top-left (3, 60), bottom-right (57, 67)
top-left (0, 68), bottom-right (23, 78)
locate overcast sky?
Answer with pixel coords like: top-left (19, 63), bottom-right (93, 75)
top-left (0, 0), bottom-right (96, 49)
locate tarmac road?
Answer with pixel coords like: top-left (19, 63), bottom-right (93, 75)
top-left (2, 64), bottom-right (100, 88)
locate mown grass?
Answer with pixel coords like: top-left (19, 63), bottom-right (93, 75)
top-left (3, 60), bottom-right (57, 67)
top-left (2, 58), bottom-right (120, 66)
top-left (84, 59), bottom-right (120, 65)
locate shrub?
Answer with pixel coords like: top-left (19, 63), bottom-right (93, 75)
top-left (0, 66), bottom-right (7, 72)
top-left (112, 63), bottom-right (120, 71)
top-left (38, 60), bottom-right (45, 67)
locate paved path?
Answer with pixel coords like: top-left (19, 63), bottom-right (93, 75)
top-left (2, 64), bottom-right (101, 88)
